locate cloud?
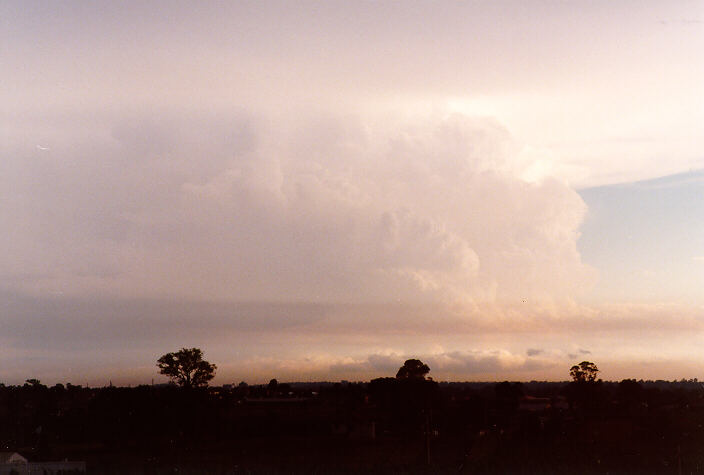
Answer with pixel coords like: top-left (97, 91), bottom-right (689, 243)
top-left (325, 349), bottom-right (556, 382)
top-left (2, 1), bottom-right (703, 384)
top-left (0, 110), bottom-right (594, 314)
top-left (429, 350), bottom-right (552, 376)
top-left (0, 107), bottom-right (631, 384)
top-left (2, 290), bottom-right (703, 384)
top-left (328, 353), bottom-right (403, 376)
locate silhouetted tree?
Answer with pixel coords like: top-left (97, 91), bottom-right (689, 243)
top-left (566, 361), bottom-right (605, 412)
top-left (396, 359), bottom-right (430, 380)
top-left (569, 361), bottom-right (599, 382)
top-left (157, 348), bottom-right (216, 388)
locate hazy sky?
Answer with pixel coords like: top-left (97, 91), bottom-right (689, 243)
top-left (1, 1), bottom-right (703, 385)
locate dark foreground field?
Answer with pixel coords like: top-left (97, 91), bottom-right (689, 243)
top-left (2, 378), bottom-right (704, 473)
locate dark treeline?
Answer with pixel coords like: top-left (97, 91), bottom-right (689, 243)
top-left (2, 374), bottom-right (704, 473)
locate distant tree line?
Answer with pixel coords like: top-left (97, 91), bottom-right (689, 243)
top-left (5, 352), bottom-right (704, 472)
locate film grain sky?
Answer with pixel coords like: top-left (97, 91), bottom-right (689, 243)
top-left (1, 1), bottom-right (703, 385)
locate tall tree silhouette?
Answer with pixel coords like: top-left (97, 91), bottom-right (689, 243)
top-left (569, 361), bottom-right (599, 382)
top-left (157, 348), bottom-right (217, 388)
top-left (396, 359), bottom-right (430, 380)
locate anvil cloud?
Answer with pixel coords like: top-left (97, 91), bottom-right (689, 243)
top-left (1, 0), bottom-right (702, 384)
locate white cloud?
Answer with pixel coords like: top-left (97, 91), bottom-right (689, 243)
top-left (1, 1), bottom-right (703, 384)
top-left (1, 110), bottom-right (596, 319)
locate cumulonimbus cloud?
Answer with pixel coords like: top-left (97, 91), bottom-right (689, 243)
top-left (1, 108), bottom-right (594, 323)
top-left (176, 112), bottom-right (595, 310)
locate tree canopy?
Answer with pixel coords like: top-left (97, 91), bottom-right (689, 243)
top-left (570, 361), bottom-right (599, 382)
top-left (396, 359), bottom-right (430, 380)
top-left (157, 348), bottom-right (217, 388)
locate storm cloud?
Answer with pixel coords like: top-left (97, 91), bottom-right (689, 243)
top-left (1, 111), bottom-right (593, 307)
top-left (2, 1), bottom-right (702, 384)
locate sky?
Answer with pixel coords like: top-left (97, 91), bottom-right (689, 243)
top-left (1, 1), bottom-right (703, 385)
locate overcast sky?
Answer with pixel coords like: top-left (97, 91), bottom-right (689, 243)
top-left (1, 1), bottom-right (703, 385)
